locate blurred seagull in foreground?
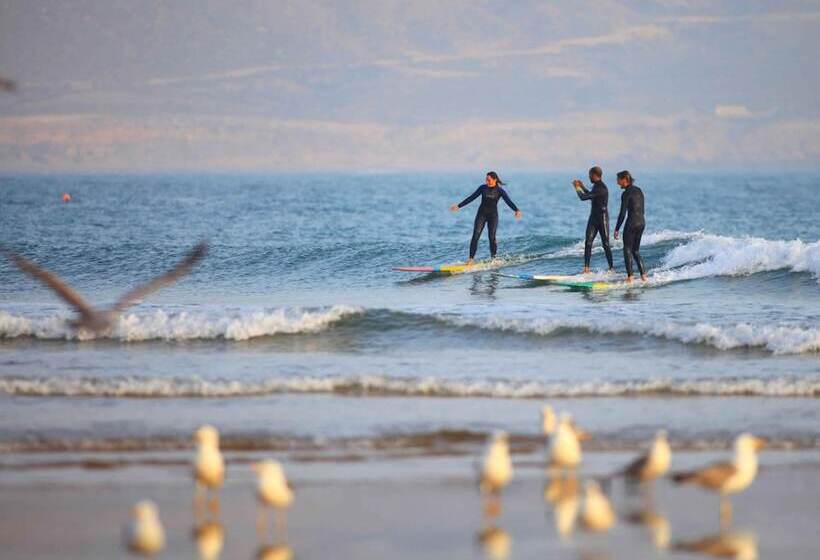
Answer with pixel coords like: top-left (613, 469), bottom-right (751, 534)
top-left (581, 480), bottom-right (616, 532)
top-left (3, 242), bottom-right (206, 334)
top-left (123, 500), bottom-right (165, 557)
top-left (479, 431), bottom-right (513, 517)
top-left (622, 430), bottom-right (671, 484)
top-left (673, 433), bottom-right (765, 523)
top-left (549, 414), bottom-right (582, 470)
top-left (193, 425), bottom-right (225, 512)
top-left (541, 405), bottom-right (556, 436)
top-left (255, 459), bottom-right (295, 540)
top-left (541, 405), bottom-right (591, 441)
top-left (674, 530), bottom-right (758, 560)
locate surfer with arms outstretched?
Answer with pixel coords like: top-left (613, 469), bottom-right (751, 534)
top-left (450, 172), bottom-right (522, 265)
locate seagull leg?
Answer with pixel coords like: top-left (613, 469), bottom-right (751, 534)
top-left (719, 496), bottom-right (733, 528)
top-left (483, 492), bottom-right (502, 518)
top-left (256, 502), bottom-right (269, 541)
top-left (207, 492), bottom-right (220, 517)
top-left (275, 509), bottom-right (288, 544)
top-left (194, 481), bottom-right (206, 516)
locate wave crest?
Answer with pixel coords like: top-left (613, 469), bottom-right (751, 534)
top-left (0, 305), bottom-right (362, 341)
top-left (1, 374), bottom-right (816, 399)
top-left (657, 234), bottom-right (820, 281)
top-left (440, 314), bottom-right (819, 355)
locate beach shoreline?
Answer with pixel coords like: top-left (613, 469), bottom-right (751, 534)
top-left (1, 448), bottom-right (819, 559)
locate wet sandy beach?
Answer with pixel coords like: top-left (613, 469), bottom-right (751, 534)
top-left (1, 448), bottom-right (818, 559)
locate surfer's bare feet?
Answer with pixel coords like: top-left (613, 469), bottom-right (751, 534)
top-left (641, 274), bottom-right (648, 282)
top-left (466, 259), bottom-right (475, 266)
top-left (626, 275), bottom-right (634, 284)
top-left (582, 267), bottom-right (591, 274)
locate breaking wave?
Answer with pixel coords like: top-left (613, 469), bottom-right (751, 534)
top-left (438, 315), bottom-right (819, 355)
top-left (1, 374), bottom-right (817, 399)
top-left (0, 305), bottom-right (362, 341)
top-left (656, 234), bottom-right (820, 282)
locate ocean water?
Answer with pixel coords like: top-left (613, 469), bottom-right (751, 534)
top-left (0, 172), bottom-right (818, 457)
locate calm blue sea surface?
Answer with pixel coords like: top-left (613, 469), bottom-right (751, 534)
top-left (0, 173), bottom-right (817, 451)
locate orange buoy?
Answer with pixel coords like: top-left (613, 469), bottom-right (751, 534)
top-left (61, 193), bottom-right (71, 202)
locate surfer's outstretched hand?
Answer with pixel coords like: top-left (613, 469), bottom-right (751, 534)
top-left (449, 204), bottom-right (459, 212)
top-left (515, 210), bottom-right (522, 220)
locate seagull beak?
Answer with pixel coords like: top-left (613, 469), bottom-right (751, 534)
top-left (753, 437), bottom-right (767, 451)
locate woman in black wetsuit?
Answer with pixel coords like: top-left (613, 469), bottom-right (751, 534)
top-left (613, 170), bottom-right (647, 283)
top-left (450, 171), bottom-right (522, 264)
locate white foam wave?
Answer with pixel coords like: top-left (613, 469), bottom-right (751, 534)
top-left (655, 234), bottom-right (820, 282)
top-left (0, 374), bottom-right (816, 398)
top-left (0, 305), bottom-right (362, 341)
top-left (441, 315), bottom-right (819, 355)
top-left (546, 229), bottom-right (700, 259)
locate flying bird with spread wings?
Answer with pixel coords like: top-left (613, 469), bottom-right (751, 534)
top-left (3, 242), bottom-right (207, 334)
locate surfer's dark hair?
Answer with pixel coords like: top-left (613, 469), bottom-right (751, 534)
top-left (486, 171), bottom-right (505, 186)
top-left (617, 170), bottom-right (634, 185)
top-left (589, 166), bottom-right (603, 179)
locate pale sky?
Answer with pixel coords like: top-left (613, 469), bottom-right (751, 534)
top-left (1, 0), bottom-right (819, 172)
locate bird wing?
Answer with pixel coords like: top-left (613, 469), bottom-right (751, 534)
top-left (4, 250), bottom-right (97, 322)
top-left (623, 454), bottom-right (648, 478)
top-left (691, 461), bottom-right (737, 489)
top-left (113, 242), bottom-right (207, 312)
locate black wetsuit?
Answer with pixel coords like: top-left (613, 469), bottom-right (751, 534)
top-left (615, 184), bottom-right (646, 277)
top-left (576, 181), bottom-right (614, 269)
top-left (457, 185), bottom-right (519, 259)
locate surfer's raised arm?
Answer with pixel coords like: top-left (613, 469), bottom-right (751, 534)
top-left (574, 180), bottom-right (604, 202)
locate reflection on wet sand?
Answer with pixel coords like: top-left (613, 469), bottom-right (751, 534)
top-left (626, 506), bottom-right (670, 550)
top-left (123, 500), bottom-right (166, 557)
top-left (193, 520), bottom-right (225, 560)
top-left (477, 524), bottom-right (512, 560)
top-left (674, 529), bottom-right (758, 560)
top-left (255, 543), bottom-right (295, 560)
top-left (544, 473), bottom-right (581, 538)
top-left (581, 480), bottom-right (616, 533)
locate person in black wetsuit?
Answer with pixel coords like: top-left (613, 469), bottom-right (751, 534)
top-left (450, 171), bottom-right (522, 264)
top-left (572, 166), bottom-right (614, 274)
top-left (613, 170), bottom-right (647, 283)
